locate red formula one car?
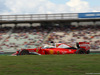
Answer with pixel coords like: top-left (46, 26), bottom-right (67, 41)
top-left (12, 42), bottom-right (90, 55)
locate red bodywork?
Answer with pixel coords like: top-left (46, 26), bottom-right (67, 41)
top-left (12, 42), bottom-right (90, 55)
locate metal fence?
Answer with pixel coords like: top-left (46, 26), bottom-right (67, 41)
top-left (0, 13), bottom-right (78, 21)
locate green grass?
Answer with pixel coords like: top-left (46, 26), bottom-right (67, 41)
top-left (0, 54), bottom-right (100, 75)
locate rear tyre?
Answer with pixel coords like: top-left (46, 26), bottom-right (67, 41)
top-left (76, 48), bottom-right (86, 54)
top-left (86, 50), bottom-right (90, 54)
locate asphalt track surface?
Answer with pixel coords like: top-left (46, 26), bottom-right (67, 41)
top-left (0, 53), bottom-right (100, 56)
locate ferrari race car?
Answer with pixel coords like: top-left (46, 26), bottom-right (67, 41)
top-left (12, 42), bottom-right (90, 55)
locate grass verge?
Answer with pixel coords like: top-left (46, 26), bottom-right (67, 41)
top-left (0, 54), bottom-right (100, 75)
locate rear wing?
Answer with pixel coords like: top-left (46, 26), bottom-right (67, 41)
top-left (77, 42), bottom-right (90, 50)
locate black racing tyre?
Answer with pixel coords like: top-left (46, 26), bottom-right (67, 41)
top-left (76, 48), bottom-right (86, 54)
top-left (20, 50), bottom-right (30, 55)
top-left (86, 50), bottom-right (90, 54)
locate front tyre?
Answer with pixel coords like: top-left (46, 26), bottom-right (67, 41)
top-left (20, 50), bottom-right (30, 55)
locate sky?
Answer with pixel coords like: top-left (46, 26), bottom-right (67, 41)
top-left (0, 0), bottom-right (100, 15)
